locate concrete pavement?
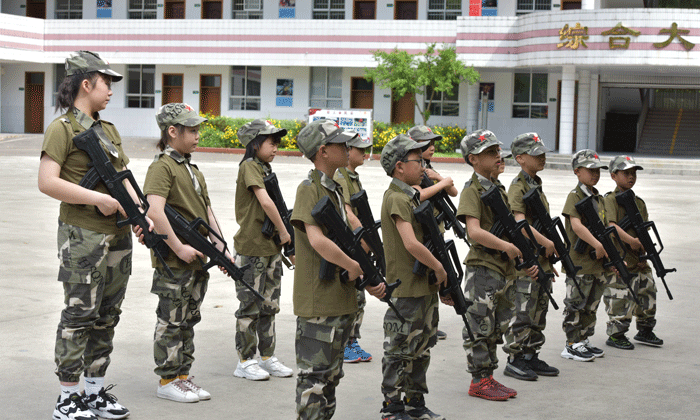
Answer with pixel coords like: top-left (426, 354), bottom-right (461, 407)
top-left (1, 134), bottom-right (699, 419)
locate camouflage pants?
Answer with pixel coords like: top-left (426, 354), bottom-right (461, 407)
top-left (462, 266), bottom-right (514, 377)
top-left (604, 271), bottom-right (657, 336)
top-left (152, 268), bottom-right (209, 379)
top-left (561, 272), bottom-right (611, 343)
top-left (503, 274), bottom-right (551, 356)
top-left (295, 314), bottom-right (354, 420)
top-left (54, 221), bottom-right (132, 383)
top-left (234, 254), bottom-right (282, 360)
top-left (381, 294), bottom-right (438, 401)
top-left (350, 289), bottom-right (366, 339)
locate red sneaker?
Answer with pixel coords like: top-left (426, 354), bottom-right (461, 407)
top-left (468, 377), bottom-right (510, 401)
top-left (489, 376), bottom-right (517, 398)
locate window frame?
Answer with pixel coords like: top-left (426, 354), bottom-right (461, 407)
top-left (55, 0), bottom-right (83, 19)
top-left (424, 84), bottom-right (460, 117)
top-left (229, 66), bottom-right (262, 111)
top-left (126, 64), bottom-right (156, 109)
top-left (128, 0), bottom-right (158, 19)
top-left (427, 0), bottom-right (462, 20)
top-left (312, 0), bottom-right (345, 19)
top-left (309, 67), bottom-right (343, 109)
top-left (512, 72), bottom-right (548, 119)
top-left (233, 0), bottom-right (263, 19)
top-left (516, 0), bottom-right (551, 15)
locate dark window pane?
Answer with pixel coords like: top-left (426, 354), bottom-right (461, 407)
top-left (531, 73), bottom-right (548, 103)
top-left (442, 102), bottom-right (459, 116)
top-left (530, 105), bottom-right (548, 118)
top-left (513, 73), bottom-right (530, 103)
top-left (512, 105), bottom-right (530, 118)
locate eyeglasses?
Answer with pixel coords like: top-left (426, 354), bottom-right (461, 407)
top-left (402, 158), bottom-right (426, 167)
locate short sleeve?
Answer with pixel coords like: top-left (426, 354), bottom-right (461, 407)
top-left (603, 194), bottom-right (619, 224)
top-left (240, 160), bottom-right (265, 191)
top-left (143, 160), bottom-right (173, 199)
top-left (562, 191), bottom-right (580, 220)
top-left (41, 120), bottom-right (70, 166)
top-left (291, 181), bottom-right (319, 232)
top-left (387, 192), bottom-right (413, 225)
top-left (507, 182), bottom-right (527, 215)
top-left (457, 186), bottom-right (481, 222)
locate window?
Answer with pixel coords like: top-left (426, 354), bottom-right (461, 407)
top-left (56, 0), bottom-right (82, 19)
top-left (233, 0), bottom-right (263, 18)
top-left (427, 0), bottom-right (461, 20)
top-left (513, 73), bottom-right (548, 118)
top-left (129, 0), bottom-right (157, 19)
top-left (516, 0), bottom-right (550, 15)
top-left (230, 66), bottom-right (261, 110)
top-left (310, 67), bottom-right (342, 108)
top-left (313, 0), bottom-right (345, 19)
top-left (52, 64), bottom-right (66, 107)
top-left (126, 65), bottom-right (155, 108)
top-left (425, 85), bottom-right (459, 117)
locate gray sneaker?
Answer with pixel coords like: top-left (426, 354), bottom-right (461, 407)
top-left (561, 342), bottom-right (595, 362)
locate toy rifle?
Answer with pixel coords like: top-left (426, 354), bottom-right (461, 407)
top-left (414, 201), bottom-right (475, 341)
top-left (349, 189), bottom-right (386, 276)
top-left (574, 195), bottom-right (640, 304)
top-left (260, 173), bottom-right (295, 266)
top-left (420, 173), bottom-right (469, 246)
top-left (73, 126), bottom-right (173, 278)
top-left (163, 204), bottom-right (262, 301)
top-left (311, 196), bottom-right (405, 323)
top-left (481, 185), bottom-right (559, 310)
top-left (615, 189), bottom-right (675, 300)
top-left (522, 187), bottom-right (584, 297)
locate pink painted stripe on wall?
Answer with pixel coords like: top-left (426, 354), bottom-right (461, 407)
top-left (0, 41), bottom-right (43, 51)
top-left (0, 28), bottom-right (43, 40)
top-left (45, 33), bottom-right (456, 43)
top-left (43, 45), bottom-right (432, 55)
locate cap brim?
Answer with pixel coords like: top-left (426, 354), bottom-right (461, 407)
top-left (415, 133), bottom-right (442, 141)
top-left (500, 150), bottom-right (513, 159)
top-left (98, 68), bottom-right (123, 82)
top-left (581, 162), bottom-right (608, 169)
top-left (409, 140), bottom-right (431, 152)
top-left (472, 139), bottom-right (503, 155)
top-left (326, 129), bottom-right (358, 144)
top-left (528, 144), bottom-right (551, 156)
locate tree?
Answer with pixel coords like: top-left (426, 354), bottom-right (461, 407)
top-left (365, 43), bottom-right (480, 125)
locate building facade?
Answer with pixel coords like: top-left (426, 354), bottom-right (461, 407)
top-left (2, 0), bottom-right (700, 155)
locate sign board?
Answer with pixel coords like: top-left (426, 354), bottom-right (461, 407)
top-left (308, 108), bottom-right (373, 145)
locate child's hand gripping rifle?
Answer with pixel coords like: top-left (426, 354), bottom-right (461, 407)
top-left (420, 174), bottom-right (469, 246)
top-left (73, 126), bottom-right (173, 278)
top-left (522, 187), bottom-right (584, 297)
top-left (574, 195), bottom-right (640, 304)
top-left (481, 185), bottom-right (559, 310)
top-left (414, 201), bottom-right (475, 341)
top-left (260, 173), bottom-right (295, 266)
top-left (163, 204), bottom-right (262, 301)
top-left (615, 189), bottom-right (675, 300)
top-left (349, 189), bottom-right (386, 276)
top-left (311, 196), bottom-right (405, 323)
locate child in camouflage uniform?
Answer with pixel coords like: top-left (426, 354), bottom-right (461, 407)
top-left (291, 119), bottom-right (385, 420)
top-left (143, 103), bottom-right (216, 403)
top-left (503, 133), bottom-right (560, 381)
top-left (560, 150), bottom-right (613, 362)
top-left (379, 134), bottom-right (446, 420)
top-left (602, 155), bottom-right (664, 350)
top-left (333, 134), bottom-right (374, 363)
top-left (456, 129), bottom-right (538, 401)
top-left (232, 119), bottom-right (294, 380)
top-left (39, 51), bottom-right (132, 420)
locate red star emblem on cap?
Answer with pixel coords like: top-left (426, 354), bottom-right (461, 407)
top-left (594, 154), bottom-right (599, 159)
top-left (626, 156), bottom-right (631, 161)
top-left (427, 128), bottom-right (432, 133)
top-left (185, 104), bottom-right (193, 112)
top-left (533, 135), bottom-right (540, 142)
top-left (334, 122), bottom-right (340, 129)
top-left (478, 135), bottom-right (486, 142)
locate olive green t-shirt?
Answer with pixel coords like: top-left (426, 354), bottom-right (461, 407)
top-left (508, 170), bottom-right (553, 273)
top-left (562, 183), bottom-right (606, 275)
top-left (333, 167), bottom-right (363, 216)
top-left (41, 110), bottom-right (130, 235)
top-left (291, 169), bottom-right (358, 318)
top-left (603, 187), bottom-right (651, 274)
top-left (381, 178), bottom-right (438, 298)
top-left (233, 157), bottom-right (281, 257)
top-left (144, 147), bottom-right (212, 271)
top-left (457, 172), bottom-right (515, 277)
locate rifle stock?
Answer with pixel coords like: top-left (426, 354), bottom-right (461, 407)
top-left (73, 127), bottom-right (173, 278)
top-left (260, 173), bottom-right (295, 260)
top-left (420, 174), bottom-right (469, 246)
top-left (350, 189), bottom-right (386, 276)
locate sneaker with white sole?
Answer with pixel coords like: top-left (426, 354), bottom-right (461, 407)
top-left (561, 342), bottom-right (595, 362)
top-left (234, 359), bottom-right (270, 381)
top-left (582, 338), bottom-right (605, 357)
top-left (53, 393), bottom-right (98, 420)
top-left (83, 384), bottom-right (129, 419)
top-left (180, 376), bottom-right (211, 400)
top-left (156, 379), bottom-right (200, 403)
top-left (259, 356), bottom-right (294, 378)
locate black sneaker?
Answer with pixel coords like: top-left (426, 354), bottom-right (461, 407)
top-left (634, 329), bottom-right (664, 346)
top-left (53, 393), bottom-right (98, 420)
top-left (527, 354), bottom-right (559, 376)
top-left (404, 396), bottom-right (445, 420)
top-left (381, 400), bottom-right (411, 420)
top-left (561, 342), bottom-right (595, 362)
top-left (606, 334), bottom-right (635, 350)
top-left (504, 355), bottom-right (538, 381)
top-left (83, 384), bottom-right (130, 419)
top-left (583, 339), bottom-right (605, 357)
top-left (436, 330), bottom-right (447, 340)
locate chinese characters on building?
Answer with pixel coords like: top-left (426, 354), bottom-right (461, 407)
top-left (557, 22), bottom-right (696, 51)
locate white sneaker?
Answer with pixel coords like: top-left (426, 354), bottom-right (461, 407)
top-left (156, 379), bottom-right (200, 403)
top-left (234, 359), bottom-right (270, 381)
top-left (180, 376), bottom-right (211, 400)
top-left (53, 393), bottom-right (98, 420)
top-left (259, 356), bottom-right (294, 378)
top-left (83, 385), bottom-right (130, 419)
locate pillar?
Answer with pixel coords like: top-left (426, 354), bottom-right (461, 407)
top-left (559, 65), bottom-right (576, 155)
top-left (576, 69), bottom-right (590, 153)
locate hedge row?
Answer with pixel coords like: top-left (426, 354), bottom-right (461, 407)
top-left (198, 114), bottom-right (466, 154)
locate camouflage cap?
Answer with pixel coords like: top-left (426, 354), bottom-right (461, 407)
top-left (380, 134), bottom-right (429, 176)
top-left (572, 149), bottom-right (608, 170)
top-left (500, 149), bottom-right (513, 159)
top-left (347, 132), bottom-right (373, 149)
top-left (65, 51), bottom-right (122, 82)
top-left (407, 125), bottom-right (442, 142)
top-left (609, 155), bottom-right (643, 173)
top-left (297, 119), bottom-right (358, 158)
top-left (237, 119), bottom-right (287, 146)
top-left (511, 132), bottom-right (550, 156)
top-left (460, 129), bottom-right (502, 158)
top-left (155, 103), bottom-right (207, 131)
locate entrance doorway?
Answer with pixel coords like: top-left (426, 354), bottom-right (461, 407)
top-left (394, 0), bottom-right (417, 19)
top-left (25, 72), bottom-right (44, 134)
top-left (202, 0), bottom-right (223, 19)
top-left (200, 74), bottom-right (221, 116)
top-left (391, 91), bottom-right (414, 125)
top-left (354, 1), bottom-right (376, 19)
top-left (351, 78), bottom-right (374, 109)
top-left (162, 74), bottom-right (184, 105)
top-left (165, 0), bottom-right (185, 18)
top-left (27, 0), bottom-right (46, 18)
top-left (556, 80), bottom-right (578, 152)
